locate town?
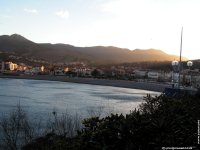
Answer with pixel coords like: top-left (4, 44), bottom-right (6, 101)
top-left (1, 60), bottom-right (200, 88)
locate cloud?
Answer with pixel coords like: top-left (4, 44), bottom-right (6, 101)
top-left (24, 8), bottom-right (38, 14)
top-left (56, 10), bottom-right (69, 19)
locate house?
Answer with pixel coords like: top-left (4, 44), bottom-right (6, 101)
top-left (1, 61), bottom-right (18, 71)
top-left (72, 67), bottom-right (92, 77)
top-left (133, 70), bottom-right (147, 78)
top-left (64, 67), bottom-right (69, 72)
top-left (41, 66), bottom-right (45, 72)
top-left (157, 71), bottom-right (172, 82)
top-left (30, 67), bottom-right (41, 75)
top-left (147, 71), bottom-right (159, 79)
top-left (0, 62), bottom-right (3, 72)
top-left (54, 69), bottom-right (65, 76)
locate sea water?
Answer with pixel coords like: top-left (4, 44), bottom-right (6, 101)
top-left (0, 78), bottom-right (160, 120)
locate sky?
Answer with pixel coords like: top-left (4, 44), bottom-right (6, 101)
top-left (0, 0), bottom-right (200, 60)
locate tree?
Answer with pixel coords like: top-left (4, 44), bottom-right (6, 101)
top-left (20, 90), bottom-right (200, 149)
top-left (0, 104), bottom-right (35, 150)
top-left (91, 69), bottom-right (100, 78)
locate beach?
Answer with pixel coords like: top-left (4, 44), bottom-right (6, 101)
top-left (0, 75), bottom-right (170, 92)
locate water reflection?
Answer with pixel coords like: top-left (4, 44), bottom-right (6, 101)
top-left (0, 78), bottom-right (160, 119)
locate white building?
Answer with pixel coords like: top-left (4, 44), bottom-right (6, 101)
top-left (41, 66), bottom-right (45, 72)
top-left (74, 68), bottom-right (92, 76)
top-left (133, 70), bottom-right (147, 78)
top-left (147, 71), bottom-right (159, 79)
top-left (1, 62), bottom-right (18, 71)
top-left (157, 71), bottom-right (172, 82)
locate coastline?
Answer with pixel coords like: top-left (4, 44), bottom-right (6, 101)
top-left (0, 75), bottom-right (170, 92)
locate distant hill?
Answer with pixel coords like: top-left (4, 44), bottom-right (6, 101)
top-left (0, 34), bottom-right (187, 65)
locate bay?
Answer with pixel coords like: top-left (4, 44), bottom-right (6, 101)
top-left (0, 78), bottom-right (160, 120)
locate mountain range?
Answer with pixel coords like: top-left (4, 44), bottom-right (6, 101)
top-left (0, 34), bottom-right (187, 65)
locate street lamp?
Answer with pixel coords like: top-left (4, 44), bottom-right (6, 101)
top-left (172, 60), bottom-right (179, 69)
top-left (187, 61), bottom-right (193, 69)
top-left (187, 61), bottom-right (193, 86)
top-left (172, 60), bottom-right (179, 88)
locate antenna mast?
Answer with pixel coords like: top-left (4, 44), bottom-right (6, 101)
top-left (178, 27), bottom-right (183, 88)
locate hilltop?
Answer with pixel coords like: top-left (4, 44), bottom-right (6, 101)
top-left (0, 34), bottom-right (187, 65)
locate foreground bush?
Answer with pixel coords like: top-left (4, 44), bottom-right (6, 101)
top-left (0, 106), bottom-right (82, 150)
top-left (2, 91), bottom-right (200, 150)
top-left (0, 104), bottom-right (36, 150)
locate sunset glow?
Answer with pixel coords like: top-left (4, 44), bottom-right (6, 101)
top-left (0, 0), bottom-right (200, 59)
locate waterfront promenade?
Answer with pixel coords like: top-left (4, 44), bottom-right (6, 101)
top-left (0, 75), bottom-right (170, 92)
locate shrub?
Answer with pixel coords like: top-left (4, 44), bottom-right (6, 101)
top-left (4, 91), bottom-right (200, 149)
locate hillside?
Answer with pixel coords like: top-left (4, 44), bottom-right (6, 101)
top-left (0, 34), bottom-right (187, 64)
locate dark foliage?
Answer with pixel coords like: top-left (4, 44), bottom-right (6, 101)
top-left (91, 69), bottom-right (101, 78)
top-left (22, 133), bottom-right (83, 150)
top-left (22, 91), bottom-right (200, 150)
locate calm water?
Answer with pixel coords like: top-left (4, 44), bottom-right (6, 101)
top-left (0, 78), bottom-right (160, 119)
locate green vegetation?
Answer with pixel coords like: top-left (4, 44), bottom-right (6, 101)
top-left (91, 69), bottom-right (101, 78)
top-left (1, 92), bottom-right (200, 150)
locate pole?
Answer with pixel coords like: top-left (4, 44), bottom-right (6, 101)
top-left (178, 27), bottom-right (183, 88)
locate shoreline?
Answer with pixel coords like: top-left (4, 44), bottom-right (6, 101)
top-left (0, 75), bottom-right (170, 92)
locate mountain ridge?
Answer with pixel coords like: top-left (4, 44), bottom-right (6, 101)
top-left (0, 34), bottom-right (187, 64)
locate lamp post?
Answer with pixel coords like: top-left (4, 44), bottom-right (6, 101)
top-left (187, 61), bottom-right (193, 86)
top-left (172, 60), bottom-right (179, 88)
